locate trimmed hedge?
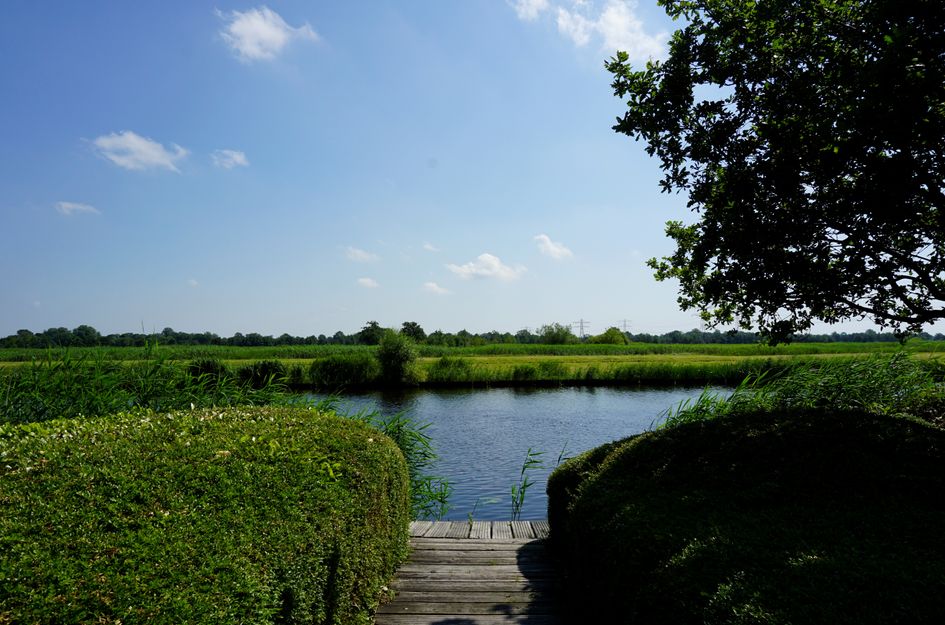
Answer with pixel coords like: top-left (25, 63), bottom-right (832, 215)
top-left (0, 405), bottom-right (410, 624)
top-left (547, 409), bottom-right (945, 624)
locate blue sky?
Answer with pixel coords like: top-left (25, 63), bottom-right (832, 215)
top-left (0, 1), bottom-right (911, 338)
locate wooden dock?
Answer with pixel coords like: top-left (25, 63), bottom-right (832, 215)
top-left (375, 521), bottom-right (564, 625)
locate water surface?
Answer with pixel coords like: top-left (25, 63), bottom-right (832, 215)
top-left (312, 386), bottom-right (726, 520)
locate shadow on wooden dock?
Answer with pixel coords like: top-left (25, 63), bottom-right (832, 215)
top-left (375, 521), bottom-right (566, 625)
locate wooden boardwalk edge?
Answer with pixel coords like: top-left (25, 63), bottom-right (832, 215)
top-left (409, 519), bottom-right (550, 541)
top-left (377, 521), bottom-right (564, 625)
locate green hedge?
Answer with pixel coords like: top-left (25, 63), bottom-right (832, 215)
top-left (0, 405), bottom-right (410, 624)
top-left (547, 409), bottom-right (945, 624)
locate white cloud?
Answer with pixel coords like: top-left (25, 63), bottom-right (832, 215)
top-left (556, 8), bottom-right (593, 46)
top-left (597, 0), bottom-right (666, 60)
top-left (446, 253), bottom-right (526, 281)
top-left (218, 6), bottom-right (318, 62)
top-left (55, 201), bottom-right (101, 216)
top-left (345, 246), bottom-right (379, 262)
top-left (187, 278), bottom-right (199, 288)
top-left (535, 234), bottom-right (573, 259)
top-left (211, 149), bottom-right (249, 169)
top-left (92, 131), bottom-right (188, 172)
top-left (549, 1), bottom-right (668, 62)
top-left (423, 242), bottom-right (440, 252)
top-left (511, 0), bottom-right (550, 20)
top-left (358, 277), bottom-right (379, 288)
top-left (423, 281), bottom-right (451, 295)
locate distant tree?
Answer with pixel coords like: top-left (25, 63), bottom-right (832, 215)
top-left (426, 330), bottom-right (449, 346)
top-left (72, 325), bottom-right (102, 347)
top-left (515, 329), bottom-right (538, 344)
top-left (608, 0), bottom-right (945, 342)
top-left (358, 321), bottom-right (384, 346)
top-left (43, 327), bottom-right (74, 347)
top-left (587, 327), bottom-right (630, 345)
top-left (400, 321), bottom-right (427, 342)
top-left (376, 330), bottom-right (418, 385)
top-left (538, 323), bottom-right (577, 345)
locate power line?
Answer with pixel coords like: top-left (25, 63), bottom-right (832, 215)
top-left (617, 319), bottom-right (632, 332)
top-left (572, 319), bottom-right (590, 338)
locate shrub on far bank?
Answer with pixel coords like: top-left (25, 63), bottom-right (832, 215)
top-left (376, 330), bottom-right (418, 386)
top-left (0, 405), bottom-right (410, 624)
top-left (547, 409), bottom-right (945, 624)
top-left (309, 352), bottom-right (380, 390)
top-left (586, 327), bottom-right (630, 345)
top-left (236, 359), bottom-right (287, 389)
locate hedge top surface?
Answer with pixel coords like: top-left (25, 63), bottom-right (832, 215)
top-left (547, 409), bottom-right (945, 625)
top-left (0, 405), bottom-right (410, 625)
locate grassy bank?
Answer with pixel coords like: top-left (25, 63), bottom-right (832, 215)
top-left (0, 343), bottom-right (938, 390)
top-left (547, 355), bottom-right (945, 623)
top-left (5, 344), bottom-right (945, 391)
top-left (0, 405), bottom-right (411, 624)
top-left (1, 339), bottom-right (942, 363)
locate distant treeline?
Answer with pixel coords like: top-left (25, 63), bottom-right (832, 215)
top-left (1, 321), bottom-right (939, 349)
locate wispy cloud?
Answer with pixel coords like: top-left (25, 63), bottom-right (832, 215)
top-left (423, 242), bottom-right (440, 253)
top-left (446, 253), bottom-right (526, 281)
top-left (55, 201), bottom-right (101, 216)
top-left (357, 277), bottom-right (379, 288)
top-left (187, 278), bottom-right (199, 288)
top-left (423, 281), bottom-right (451, 295)
top-left (520, 0), bottom-right (667, 62)
top-left (92, 130), bottom-right (188, 172)
top-left (218, 6), bottom-right (318, 62)
top-left (211, 149), bottom-right (249, 169)
top-left (535, 234), bottom-right (573, 259)
top-left (596, 1), bottom-right (666, 60)
top-left (556, 8), bottom-right (593, 46)
top-left (345, 246), bottom-right (380, 262)
top-left (511, 0), bottom-right (550, 21)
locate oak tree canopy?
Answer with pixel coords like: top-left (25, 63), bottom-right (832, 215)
top-left (609, 0), bottom-right (945, 342)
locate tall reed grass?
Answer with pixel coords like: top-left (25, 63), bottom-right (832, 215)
top-left (660, 353), bottom-right (944, 428)
top-left (0, 348), bottom-right (285, 425)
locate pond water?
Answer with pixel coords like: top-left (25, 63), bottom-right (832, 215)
top-left (310, 386), bottom-right (728, 521)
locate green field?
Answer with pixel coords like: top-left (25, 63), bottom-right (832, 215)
top-left (2, 342), bottom-right (944, 388)
top-left (1, 339), bottom-right (941, 363)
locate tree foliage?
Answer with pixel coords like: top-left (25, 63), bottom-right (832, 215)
top-left (538, 323), bottom-right (578, 344)
top-left (376, 330), bottom-right (419, 385)
top-left (587, 327), bottom-right (631, 345)
top-left (357, 321), bottom-right (384, 345)
top-left (400, 321), bottom-right (427, 342)
top-left (609, 0), bottom-right (945, 342)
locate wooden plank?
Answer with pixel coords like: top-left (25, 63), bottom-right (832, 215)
top-left (407, 553), bottom-right (521, 565)
top-left (386, 590), bottom-right (546, 603)
top-left (410, 539), bottom-right (530, 550)
top-left (374, 615), bottom-right (563, 625)
top-left (444, 521), bottom-right (470, 539)
top-left (395, 564), bottom-right (556, 579)
top-left (407, 551), bottom-right (547, 564)
top-left (531, 520), bottom-right (550, 539)
top-left (391, 579), bottom-right (556, 593)
top-left (491, 521), bottom-right (513, 540)
top-left (511, 520), bottom-right (535, 539)
top-left (422, 521), bottom-right (452, 538)
top-left (468, 520), bottom-right (491, 539)
top-left (408, 520), bottom-right (433, 537)
top-left (410, 537), bottom-right (538, 551)
top-left (377, 601), bottom-right (552, 615)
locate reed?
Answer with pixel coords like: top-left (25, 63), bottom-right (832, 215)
top-left (0, 348), bottom-right (286, 425)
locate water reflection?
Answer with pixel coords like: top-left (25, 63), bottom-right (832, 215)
top-left (309, 386), bottom-right (728, 520)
